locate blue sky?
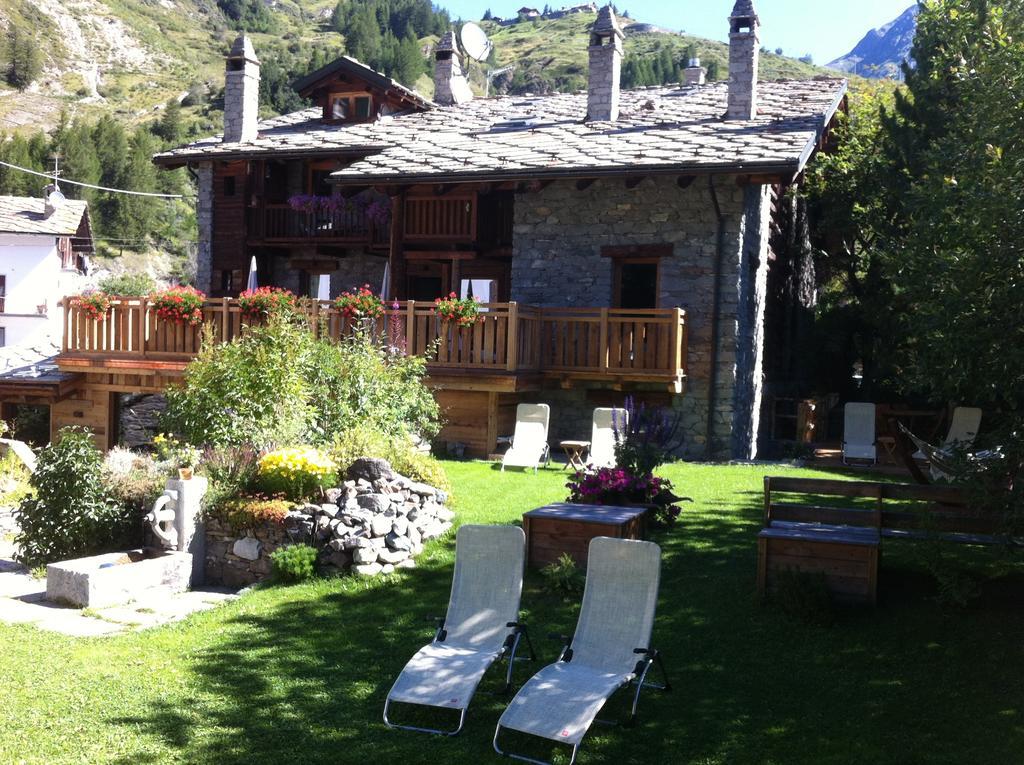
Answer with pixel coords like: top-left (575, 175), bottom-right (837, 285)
top-left (447, 0), bottom-right (916, 65)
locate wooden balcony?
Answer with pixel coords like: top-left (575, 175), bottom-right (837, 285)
top-left (58, 299), bottom-right (688, 391)
top-left (248, 204), bottom-right (389, 245)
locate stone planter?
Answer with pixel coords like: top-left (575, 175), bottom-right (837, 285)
top-left (46, 548), bottom-right (193, 609)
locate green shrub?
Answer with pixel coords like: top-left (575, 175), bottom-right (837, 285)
top-left (163, 316), bottom-right (440, 450)
top-left (540, 553), bottom-right (584, 598)
top-left (199, 445), bottom-right (260, 512)
top-left (331, 423), bottom-right (451, 492)
top-left (0, 449), bottom-right (32, 508)
top-left (14, 428), bottom-right (137, 566)
top-left (97, 272), bottom-right (157, 296)
top-left (210, 496), bottom-right (291, 531)
top-left (270, 543), bottom-right (318, 583)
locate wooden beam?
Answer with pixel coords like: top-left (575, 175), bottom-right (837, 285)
top-left (433, 184), bottom-right (460, 197)
top-left (518, 179), bottom-right (553, 194)
top-left (575, 178), bottom-right (597, 191)
top-left (388, 189), bottom-right (407, 300)
top-left (676, 175), bottom-right (696, 189)
top-left (338, 185), bottom-right (369, 198)
top-left (403, 250), bottom-right (478, 261)
top-left (736, 173), bottom-right (790, 187)
top-left (625, 175), bottom-right (646, 189)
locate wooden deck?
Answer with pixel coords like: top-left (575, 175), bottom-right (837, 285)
top-left (58, 298), bottom-right (688, 389)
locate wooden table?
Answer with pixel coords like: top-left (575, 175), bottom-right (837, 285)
top-left (559, 440), bottom-right (591, 471)
top-left (523, 503), bottom-right (648, 569)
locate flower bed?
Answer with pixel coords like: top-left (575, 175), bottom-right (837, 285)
top-left (566, 467), bottom-right (685, 525)
top-left (150, 286), bottom-right (206, 326)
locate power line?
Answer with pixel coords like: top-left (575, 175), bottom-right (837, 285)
top-left (0, 159), bottom-right (183, 199)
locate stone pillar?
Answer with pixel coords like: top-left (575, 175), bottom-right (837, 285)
top-left (433, 31), bottom-right (473, 105)
top-left (165, 476), bottom-right (208, 586)
top-left (727, 0), bottom-right (760, 120)
top-left (730, 184), bottom-right (772, 459)
top-left (586, 5), bottom-right (624, 122)
top-left (194, 161), bottom-right (214, 294)
top-left (223, 35), bottom-right (260, 144)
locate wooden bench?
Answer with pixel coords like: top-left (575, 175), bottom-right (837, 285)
top-left (758, 477), bottom-right (1003, 605)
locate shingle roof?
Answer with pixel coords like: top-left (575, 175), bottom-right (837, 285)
top-left (154, 78), bottom-right (847, 182)
top-left (0, 196), bottom-right (90, 236)
top-left (292, 55), bottom-right (434, 110)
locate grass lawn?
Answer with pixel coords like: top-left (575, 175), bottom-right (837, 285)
top-left (2, 461), bottom-right (1023, 764)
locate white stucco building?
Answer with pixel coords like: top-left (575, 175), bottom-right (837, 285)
top-left (0, 192), bottom-right (92, 349)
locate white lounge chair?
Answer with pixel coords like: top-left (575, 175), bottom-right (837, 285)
top-left (912, 406), bottom-right (982, 460)
top-left (843, 402), bottom-right (877, 465)
top-left (384, 525), bottom-right (534, 735)
top-left (588, 407), bottom-right (627, 469)
top-left (502, 404), bottom-right (551, 473)
top-left (494, 537), bottom-right (669, 765)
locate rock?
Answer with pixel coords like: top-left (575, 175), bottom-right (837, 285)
top-left (408, 480), bottom-right (437, 497)
top-left (347, 457), bottom-right (397, 483)
top-left (357, 493), bottom-right (391, 514)
top-left (435, 507), bottom-right (455, 522)
top-left (352, 562), bottom-right (383, 577)
top-left (284, 510), bottom-right (308, 523)
top-left (353, 547), bottom-right (379, 565)
top-left (408, 525), bottom-right (422, 548)
top-left (325, 550), bottom-right (351, 569)
top-left (381, 563), bottom-right (395, 575)
top-left (232, 537), bottom-right (261, 561)
top-left (328, 538), bottom-right (347, 552)
top-left (300, 503), bottom-right (321, 515)
top-left (436, 490), bottom-right (449, 504)
top-left (324, 487), bottom-right (344, 504)
top-left (396, 558), bottom-right (417, 569)
top-left (343, 480), bottom-right (356, 490)
top-left (356, 478), bottom-right (372, 491)
top-left (386, 532), bottom-right (413, 552)
top-left (316, 515), bottom-right (332, 530)
top-left (320, 503), bottom-right (340, 518)
top-left (392, 517), bottom-right (409, 536)
top-left (370, 514), bottom-right (393, 538)
top-left (378, 548), bottom-right (410, 565)
top-left (406, 509), bottom-right (419, 523)
top-left (372, 478), bottom-right (391, 493)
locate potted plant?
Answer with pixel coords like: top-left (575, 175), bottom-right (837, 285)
top-left (434, 292), bottom-right (481, 328)
top-left (334, 285), bottom-right (385, 320)
top-left (238, 286), bottom-right (297, 321)
top-left (150, 285), bottom-right (206, 326)
top-left (153, 434), bottom-right (202, 480)
top-left (75, 291), bottom-right (112, 322)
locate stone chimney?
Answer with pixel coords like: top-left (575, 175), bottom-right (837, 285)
top-left (433, 31), bottom-right (473, 106)
top-left (684, 57), bottom-right (706, 86)
top-left (586, 5), bottom-right (624, 122)
top-left (43, 183), bottom-right (62, 218)
top-left (223, 35), bottom-right (260, 143)
top-left (727, 0), bottom-right (759, 119)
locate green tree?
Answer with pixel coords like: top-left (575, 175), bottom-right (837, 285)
top-left (155, 98), bottom-right (184, 146)
top-left (58, 121), bottom-right (102, 205)
top-left (6, 27), bottom-right (42, 91)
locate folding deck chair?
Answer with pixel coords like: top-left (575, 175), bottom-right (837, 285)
top-left (494, 537), bottom-right (670, 765)
top-left (502, 404), bottom-right (551, 473)
top-left (588, 407), bottom-right (627, 469)
top-left (384, 525), bottom-right (535, 735)
top-left (843, 402), bottom-right (877, 465)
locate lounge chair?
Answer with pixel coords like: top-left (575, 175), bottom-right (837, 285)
top-left (384, 525), bottom-right (534, 735)
top-left (494, 537), bottom-right (670, 765)
top-left (588, 407), bottom-right (627, 469)
top-left (502, 404), bottom-right (551, 472)
top-left (911, 406), bottom-right (982, 460)
top-left (843, 402), bottom-right (877, 465)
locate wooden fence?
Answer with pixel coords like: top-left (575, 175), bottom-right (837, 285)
top-left (61, 298), bottom-right (687, 380)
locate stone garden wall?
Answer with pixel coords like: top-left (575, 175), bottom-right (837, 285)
top-left (204, 458), bottom-right (453, 587)
top-left (511, 176), bottom-right (771, 459)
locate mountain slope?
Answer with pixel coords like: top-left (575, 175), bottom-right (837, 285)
top-left (828, 4), bottom-right (917, 79)
top-left (0, 1), bottom-right (841, 135)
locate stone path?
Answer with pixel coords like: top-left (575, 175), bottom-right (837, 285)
top-left (0, 554), bottom-right (239, 636)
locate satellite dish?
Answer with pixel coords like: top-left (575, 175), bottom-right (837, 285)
top-left (460, 22), bottom-right (493, 62)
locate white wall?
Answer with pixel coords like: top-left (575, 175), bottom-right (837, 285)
top-left (0, 233), bottom-right (85, 348)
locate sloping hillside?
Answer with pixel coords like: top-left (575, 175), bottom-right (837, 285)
top-left (0, 0), bottom-right (840, 134)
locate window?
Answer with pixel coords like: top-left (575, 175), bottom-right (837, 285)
top-left (0, 327), bottom-right (4, 347)
top-left (326, 93), bottom-right (375, 123)
top-left (354, 96), bottom-right (372, 119)
top-left (330, 95), bottom-right (350, 120)
top-left (0, 275), bottom-right (5, 313)
top-left (224, 176), bottom-right (236, 196)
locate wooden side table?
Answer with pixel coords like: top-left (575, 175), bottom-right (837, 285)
top-left (559, 440), bottom-right (591, 471)
top-left (523, 503), bottom-right (648, 568)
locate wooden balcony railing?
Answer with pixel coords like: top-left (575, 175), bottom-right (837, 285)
top-left (250, 204), bottom-right (388, 244)
top-left (60, 298), bottom-right (687, 383)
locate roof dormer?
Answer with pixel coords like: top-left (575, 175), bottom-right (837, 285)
top-left (292, 56), bottom-right (434, 124)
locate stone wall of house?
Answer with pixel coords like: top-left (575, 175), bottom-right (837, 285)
top-left (511, 176), bottom-right (770, 459)
top-left (330, 251), bottom-right (388, 297)
top-left (117, 394), bottom-right (166, 448)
